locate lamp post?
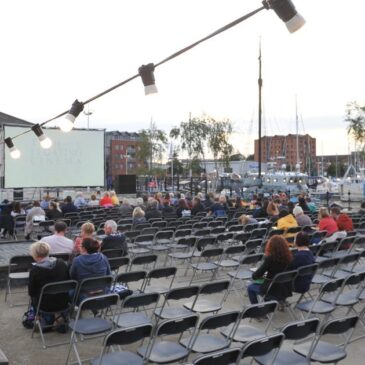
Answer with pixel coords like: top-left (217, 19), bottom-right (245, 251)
top-left (123, 154), bottom-right (130, 175)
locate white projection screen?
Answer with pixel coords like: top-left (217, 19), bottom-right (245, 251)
top-left (4, 126), bottom-right (105, 188)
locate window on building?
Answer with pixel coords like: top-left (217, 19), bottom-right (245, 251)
top-left (115, 145), bottom-right (119, 150)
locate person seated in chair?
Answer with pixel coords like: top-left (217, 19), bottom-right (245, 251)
top-left (24, 201), bottom-right (46, 240)
top-left (247, 235), bottom-right (293, 307)
top-left (61, 196), bottom-right (78, 215)
top-left (28, 241), bottom-right (70, 331)
top-left (41, 220), bottom-right (74, 254)
top-left (100, 220), bottom-right (128, 256)
top-left (290, 232), bottom-right (315, 293)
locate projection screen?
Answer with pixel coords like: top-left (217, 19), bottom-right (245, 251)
top-left (4, 126), bottom-right (105, 188)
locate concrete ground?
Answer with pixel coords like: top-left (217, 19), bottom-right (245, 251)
top-left (0, 243), bottom-right (365, 364)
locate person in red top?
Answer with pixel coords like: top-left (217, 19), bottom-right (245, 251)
top-left (99, 192), bottom-right (113, 207)
top-left (330, 207), bottom-right (353, 232)
top-left (318, 207), bottom-right (338, 237)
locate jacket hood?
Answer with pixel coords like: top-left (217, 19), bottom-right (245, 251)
top-left (77, 253), bottom-right (107, 274)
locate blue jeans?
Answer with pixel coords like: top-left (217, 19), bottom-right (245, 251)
top-left (247, 282), bottom-right (262, 304)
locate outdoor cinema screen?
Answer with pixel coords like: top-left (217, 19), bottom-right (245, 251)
top-left (4, 126), bottom-right (105, 188)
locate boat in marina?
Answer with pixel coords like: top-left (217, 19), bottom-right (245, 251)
top-left (339, 165), bottom-right (365, 202)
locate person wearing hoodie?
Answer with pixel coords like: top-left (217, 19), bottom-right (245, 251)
top-left (28, 241), bottom-right (69, 329)
top-left (70, 238), bottom-right (111, 283)
top-left (100, 220), bottom-right (128, 256)
top-left (276, 209), bottom-right (298, 239)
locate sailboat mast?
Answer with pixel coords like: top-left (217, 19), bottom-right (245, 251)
top-left (258, 41), bottom-right (263, 180)
top-left (295, 95), bottom-right (299, 171)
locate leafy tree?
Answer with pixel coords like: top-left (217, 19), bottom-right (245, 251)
top-left (346, 101), bottom-right (365, 143)
top-left (137, 122), bottom-right (168, 173)
top-left (166, 151), bottom-right (184, 175)
top-left (230, 153), bottom-right (245, 161)
top-left (246, 154), bottom-right (255, 161)
top-left (327, 162), bottom-right (346, 178)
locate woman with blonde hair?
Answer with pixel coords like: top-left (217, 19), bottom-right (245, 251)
top-left (73, 222), bottom-right (97, 254)
top-left (110, 191), bottom-right (120, 206)
top-left (238, 214), bottom-right (258, 226)
top-left (132, 206), bottom-right (146, 226)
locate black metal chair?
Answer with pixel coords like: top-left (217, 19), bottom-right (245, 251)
top-left (191, 348), bottom-right (241, 365)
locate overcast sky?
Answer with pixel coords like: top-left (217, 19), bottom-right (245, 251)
top-left (1, 0), bottom-right (364, 157)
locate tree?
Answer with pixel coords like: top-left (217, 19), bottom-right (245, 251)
top-left (136, 122), bottom-right (168, 173)
top-left (346, 101), bottom-right (365, 143)
top-left (166, 151), bottom-right (184, 175)
top-left (230, 153), bottom-right (245, 161)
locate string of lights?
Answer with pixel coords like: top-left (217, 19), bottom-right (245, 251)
top-left (4, 0), bottom-right (305, 159)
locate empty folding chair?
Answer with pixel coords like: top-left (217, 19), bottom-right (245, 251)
top-left (210, 226), bottom-right (226, 237)
top-left (250, 228), bottom-right (268, 240)
top-left (315, 240), bottom-right (343, 263)
top-left (168, 237), bottom-right (197, 267)
top-left (184, 280), bottom-right (230, 314)
top-left (208, 220), bottom-right (224, 228)
top-left (134, 223), bottom-right (151, 231)
top-left (143, 266), bottom-right (177, 294)
top-left (130, 234), bottom-right (154, 255)
top-left (216, 232), bottom-right (235, 246)
top-left (311, 257), bottom-right (340, 285)
top-left (151, 230), bottom-right (174, 253)
top-left (267, 228), bottom-right (285, 238)
top-left (244, 223), bottom-right (259, 232)
top-left (65, 293), bottom-right (119, 365)
top-left (180, 311), bottom-right (240, 354)
top-left (227, 253), bottom-right (264, 297)
top-left (295, 278), bottom-right (344, 320)
top-left (192, 348), bottom-right (240, 365)
top-left (173, 228), bottom-right (192, 241)
top-left (294, 316), bottom-right (359, 364)
top-left (31, 280), bottom-right (78, 348)
top-left (233, 231), bottom-right (252, 245)
top-left (13, 214), bottom-right (27, 240)
top-left (221, 301), bottom-right (278, 343)
top-left (228, 224), bottom-right (244, 233)
top-left (141, 227), bottom-right (159, 236)
top-left (90, 324), bottom-right (153, 365)
top-left (238, 333), bottom-right (285, 365)
top-left (329, 252), bottom-right (361, 279)
top-left (151, 220), bottom-right (167, 229)
top-left (102, 248), bottom-right (126, 259)
top-left (154, 285), bottom-right (200, 321)
top-left (193, 222), bottom-right (208, 230)
top-left (255, 318), bottom-right (320, 365)
top-left (194, 228), bottom-right (211, 237)
top-left (5, 255), bottom-right (34, 305)
top-left (113, 292), bottom-right (160, 328)
top-left (107, 256), bottom-right (130, 275)
top-left (129, 254), bottom-right (157, 272)
top-left (215, 245), bottom-right (246, 274)
top-left (137, 314), bottom-right (199, 364)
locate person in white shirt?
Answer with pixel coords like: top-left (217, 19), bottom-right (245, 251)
top-left (41, 221), bottom-right (73, 254)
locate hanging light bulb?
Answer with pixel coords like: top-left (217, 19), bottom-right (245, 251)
top-left (32, 124), bottom-right (52, 149)
top-left (264, 0), bottom-right (305, 33)
top-left (60, 99), bottom-right (84, 132)
top-left (138, 63), bottom-right (158, 95)
top-left (4, 137), bottom-right (21, 159)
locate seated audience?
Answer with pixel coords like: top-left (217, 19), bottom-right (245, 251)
top-left (276, 209), bottom-right (298, 238)
top-left (132, 207), bottom-right (147, 226)
top-left (330, 206), bottom-right (353, 232)
top-left (70, 238), bottom-right (110, 282)
top-left (358, 201), bottom-right (365, 216)
top-left (41, 221), bottom-right (74, 254)
top-left (238, 214), bottom-right (258, 226)
top-left (99, 192), bottom-right (113, 207)
top-left (267, 200), bottom-right (279, 219)
top-left (40, 196), bottom-right (50, 210)
top-left (74, 222), bottom-right (95, 254)
top-left (25, 201), bottom-right (46, 240)
top-left (100, 220), bottom-right (128, 255)
top-left (145, 199), bottom-right (163, 220)
top-left (0, 200), bottom-right (15, 238)
top-left (253, 199), bottom-right (269, 219)
top-left (88, 194), bottom-right (100, 207)
top-left (11, 202), bottom-right (25, 217)
top-left (297, 196), bottom-right (310, 212)
top-left (248, 235), bottom-right (293, 305)
top-left (290, 232), bottom-right (315, 293)
top-left (61, 196), bottom-right (78, 215)
top-left (119, 199), bottom-right (133, 216)
top-left (191, 197), bottom-right (205, 216)
top-left (293, 206), bottom-right (313, 227)
top-left (46, 201), bottom-right (63, 220)
top-left (176, 198), bottom-right (191, 218)
top-left (110, 191), bottom-right (120, 206)
top-left (208, 195), bottom-right (228, 217)
top-left (74, 192), bottom-right (87, 209)
top-left (28, 241), bottom-right (69, 329)
top-left (318, 207), bottom-right (338, 237)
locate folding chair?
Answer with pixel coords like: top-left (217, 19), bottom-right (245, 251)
top-left (184, 280), bottom-right (230, 314)
top-left (13, 214), bottom-right (27, 240)
top-left (180, 311), bottom-right (240, 354)
top-left (5, 255), bottom-right (34, 306)
top-left (140, 227), bottom-right (159, 236)
top-left (294, 316), bottom-right (359, 364)
top-left (114, 271), bottom-right (147, 293)
top-left (154, 285), bottom-right (200, 321)
top-left (107, 256), bottom-right (130, 275)
top-left (130, 234), bottom-right (154, 255)
top-left (31, 280), bottom-right (78, 348)
top-left (75, 275), bottom-right (113, 305)
top-left (314, 240), bottom-right (342, 263)
top-left (128, 254), bottom-right (157, 272)
top-left (250, 228), bottom-right (268, 240)
top-left (255, 318), bottom-right (320, 365)
top-left (239, 333), bottom-right (285, 365)
top-left (215, 245), bottom-right (246, 274)
top-left (191, 348), bottom-right (241, 365)
top-left (113, 292), bottom-right (160, 328)
top-left (168, 237), bottom-right (197, 267)
top-left (137, 314), bottom-right (199, 364)
top-left (151, 220), bottom-right (167, 229)
top-left (143, 266), bottom-right (177, 294)
top-left (90, 324), bottom-right (153, 365)
top-left (221, 301), bottom-right (278, 343)
top-left (65, 293), bottom-right (119, 365)
top-left (328, 252), bottom-right (361, 279)
top-left (291, 263), bottom-right (318, 306)
top-left (228, 224), bottom-right (244, 233)
top-left (311, 257), bottom-right (340, 285)
top-left (102, 248), bottom-right (126, 259)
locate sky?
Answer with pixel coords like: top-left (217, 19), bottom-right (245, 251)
top-left (0, 0), bottom-right (364, 158)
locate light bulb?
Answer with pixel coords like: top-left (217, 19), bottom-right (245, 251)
top-left (39, 134), bottom-right (52, 149)
top-left (10, 147), bottom-right (21, 159)
top-left (60, 114), bottom-right (75, 133)
top-left (285, 13), bottom-right (305, 33)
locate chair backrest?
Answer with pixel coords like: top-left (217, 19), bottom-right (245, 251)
top-left (108, 257), bottom-right (130, 272)
top-left (194, 228), bottom-right (211, 237)
top-left (250, 228), bottom-right (268, 239)
top-left (165, 285), bottom-right (200, 301)
top-left (122, 292), bottom-right (160, 309)
top-left (239, 333), bottom-right (284, 360)
top-left (200, 311), bottom-right (240, 331)
top-left (151, 221), bottom-right (167, 228)
top-left (9, 255), bottom-right (34, 273)
top-left (146, 266), bottom-right (177, 280)
top-left (339, 252), bottom-right (360, 265)
top-left (317, 257), bottom-right (340, 270)
top-left (174, 229), bottom-right (192, 238)
top-left (208, 221), bottom-right (224, 228)
top-left (245, 239), bottom-right (263, 252)
top-left (141, 227), bottom-right (159, 235)
top-left (270, 270), bottom-right (298, 285)
top-left (102, 248), bottom-right (125, 259)
top-left (50, 253), bottom-right (71, 262)
top-left (200, 247), bottom-right (223, 259)
top-left (193, 222), bottom-right (207, 230)
top-left (286, 226), bottom-right (302, 234)
top-left (210, 227), bottom-right (226, 235)
top-left (296, 263), bottom-right (318, 278)
top-left (321, 315), bottom-right (359, 336)
top-left (77, 275), bottom-right (113, 299)
top-left (320, 278), bottom-right (344, 295)
top-left (224, 245), bottom-right (246, 256)
top-left (193, 348), bottom-right (241, 365)
top-left (196, 237), bottom-right (216, 251)
top-left (115, 271), bottom-right (147, 287)
top-left (156, 314), bottom-right (199, 336)
top-left (234, 232), bottom-right (251, 244)
top-left (241, 300), bottom-right (278, 320)
top-left (130, 254), bottom-right (157, 267)
top-left (281, 318), bottom-right (320, 340)
top-left (155, 230), bottom-right (174, 240)
top-left (134, 234), bottom-right (154, 244)
top-left (78, 293), bottom-right (119, 312)
top-left (104, 324), bottom-right (153, 347)
top-left (239, 253), bottom-right (264, 266)
top-left (199, 280), bottom-right (230, 295)
top-left (228, 225), bottom-right (244, 232)
top-left (244, 223), bottom-right (259, 232)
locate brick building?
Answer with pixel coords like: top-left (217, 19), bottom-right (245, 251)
top-left (105, 131), bottom-right (145, 185)
top-left (254, 134), bottom-right (316, 172)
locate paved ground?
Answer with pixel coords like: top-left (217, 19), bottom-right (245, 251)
top-left (0, 243), bottom-right (365, 364)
